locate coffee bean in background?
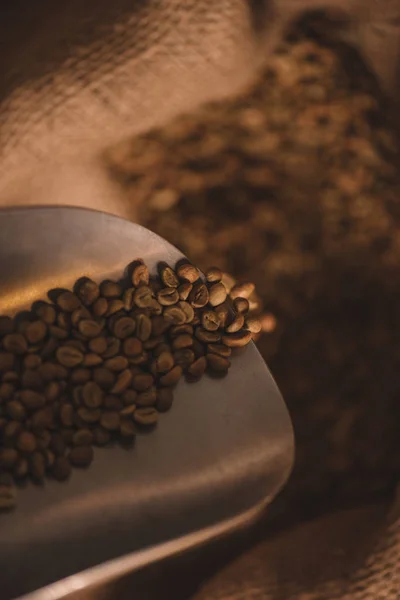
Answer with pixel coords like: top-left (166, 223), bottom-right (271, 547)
top-left (0, 260), bottom-right (261, 510)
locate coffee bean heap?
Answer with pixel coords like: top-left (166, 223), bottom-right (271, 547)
top-left (0, 260), bottom-right (260, 510)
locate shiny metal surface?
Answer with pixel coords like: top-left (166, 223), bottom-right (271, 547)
top-left (0, 207), bottom-right (294, 600)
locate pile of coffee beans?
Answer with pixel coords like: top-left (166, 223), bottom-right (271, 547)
top-left (0, 259), bottom-right (260, 510)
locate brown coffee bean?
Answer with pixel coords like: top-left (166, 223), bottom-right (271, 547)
top-left (177, 301), bottom-right (195, 323)
top-left (122, 288), bottom-right (134, 311)
top-left (205, 267), bottom-right (222, 283)
top-left (25, 321), bottom-right (47, 345)
top-left (21, 369), bottom-right (43, 390)
top-left (172, 335), bottom-right (193, 350)
top-left (73, 429), bottom-right (94, 446)
top-left (157, 287), bottom-right (179, 306)
top-left (56, 346), bottom-right (84, 368)
top-left (151, 315), bottom-right (169, 337)
top-left (17, 431), bottom-right (37, 453)
top-left (156, 388), bottom-right (174, 412)
top-left (201, 310), bottom-right (220, 332)
top-left (122, 389), bottom-right (137, 406)
top-left (120, 405), bottom-right (137, 418)
top-left (147, 299), bottom-right (163, 316)
top-left (14, 458), bottom-right (29, 479)
top-left (0, 448), bottom-right (19, 469)
top-left (178, 282), bottom-right (192, 301)
top-left (49, 325), bottom-right (68, 340)
top-left (104, 395), bottom-right (123, 410)
top-left (52, 456), bottom-right (72, 481)
top-left (143, 335), bottom-right (164, 350)
top-left (170, 324), bottom-right (194, 338)
top-left (195, 328), bottom-right (221, 344)
top-left (78, 408), bottom-right (101, 424)
top-left (93, 427), bottom-right (111, 446)
top-left (229, 282), bottom-right (255, 300)
top-left (173, 349), bottom-right (195, 368)
top-left (60, 404), bottom-right (75, 428)
top-left (24, 354), bottom-right (42, 370)
top-left (189, 283), bottom-right (209, 308)
top-left (61, 429), bottom-right (74, 446)
top-left (70, 307), bottom-right (91, 329)
top-left (134, 286), bottom-right (154, 308)
top-left (233, 297), bottom-right (250, 314)
top-left (222, 331), bottom-right (253, 348)
top-left (103, 337), bottom-right (121, 358)
top-left (161, 266), bottom-right (179, 288)
top-left (57, 312), bottom-right (70, 330)
top-left (225, 314), bottom-right (245, 333)
top-left (3, 333), bottom-right (27, 354)
top-left (30, 407), bottom-right (55, 431)
top-left (2, 371), bottom-right (18, 383)
top-left (133, 407), bottom-right (158, 426)
top-left (192, 338), bottom-right (206, 358)
top-left (41, 337), bottom-right (59, 358)
top-left (76, 279), bottom-right (100, 306)
top-left (136, 388), bottom-right (157, 407)
top-left (163, 306), bottom-right (186, 326)
top-left (35, 303), bottom-right (56, 325)
top-left (92, 368), bottom-right (115, 390)
top-left (132, 263), bottom-right (150, 287)
top-left (50, 433), bottom-right (67, 456)
top-left (113, 317), bottom-right (136, 339)
top-left (82, 382), bottom-right (103, 409)
top-left (19, 390), bottom-right (46, 410)
top-left (30, 452), bottom-right (46, 482)
top-left (159, 366), bottom-right (182, 387)
top-left (77, 319), bottom-right (102, 339)
top-left (0, 315), bottom-right (14, 337)
top-left (82, 353), bottom-right (103, 367)
top-left (70, 368), bottom-right (91, 385)
top-left (123, 337), bottom-right (142, 357)
top-left (92, 297), bottom-right (108, 317)
top-left (120, 420), bottom-right (137, 439)
top-left (136, 314), bottom-right (152, 342)
top-left (128, 352), bottom-right (149, 366)
top-left (39, 362), bottom-right (68, 381)
top-left (208, 283), bottom-right (227, 307)
top-left (105, 299), bottom-right (125, 316)
top-left (156, 351), bottom-right (174, 373)
top-left (187, 356), bottom-right (207, 378)
top-left (100, 411), bottom-right (120, 431)
top-left (207, 354), bottom-right (231, 373)
top-left (104, 356), bottom-right (128, 372)
top-left (3, 421), bottom-right (22, 441)
top-left (69, 445), bottom-right (94, 467)
top-left (0, 382), bottom-right (15, 400)
top-left (0, 484), bottom-right (17, 510)
top-left (208, 344), bottom-right (232, 358)
top-left (7, 401), bottom-right (26, 421)
top-left (176, 263), bottom-right (200, 283)
top-left (100, 281), bottom-right (122, 299)
top-left (132, 373), bottom-right (154, 392)
top-left (111, 369), bottom-right (132, 394)
top-left (55, 291), bottom-right (81, 312)
top-left (0, 352), bottom-right (15, 372)
top-left (245, 317), bottom-right (262, 334)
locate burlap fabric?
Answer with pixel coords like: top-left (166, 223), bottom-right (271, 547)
top-left (1, 2), bottom-right (399, 598)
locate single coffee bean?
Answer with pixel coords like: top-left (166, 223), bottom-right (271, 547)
top-left (93, 367), bottom-right (115, 390)
top-left (76, 279), bottom-right (100, 306)
top-left (19, 390), bottom-right (46, 410)
top-left (56, 346), bottom-right (84, 368)
top-left (156, 388), bottom-right (174, 412)
top-left (201, 310), bottom-right (220, 331)
top-left (24, 354), bottom-right (42, 370)
top-left (173, 349), bottom-right (195, 368)
top-left (100, 281), bottom-right (122, 299)
top-left (159, 366), bottom-right (182, 387)
top-left (30, 407), bottom-right (55, 431)
top-left (25, 321), bottom-right (47, 345)
top-left (245, 317), bottom-right (262, 334)
top-left (21, 369), bottom-right (43, 390)
top-left (30, 452), bottom-right (46, 482)
top-left (147, 299), bottom-right (163, 316)
top-left (233, 297), bottom-right (250, 314)
top-left (229, 282), bottom-right (255, 300)
top-left (172, 334), bottom-right (193, 350)
top-left (71, 368), bottom-right (91, 385)
top-left (207, 354), bottom-right (231, 373)
top-left (0, 448), bottom-right (19, 469)
top-left (132, 263), bottom-right (150, 287)
top-left (225, 314), bottom-right (245, 333)
top-left (52, 456), bottom-right (72, 481)
top-left (178, 282), bottom-right (192, 301)
top-left (195, 328), bottom-right (221, 344)
top-left (102, 337), bottom-right (121, 358)
top-left (39, 362), bottom-right (68, 381)
top-left (187, 356), bottom-right (207, 378)
top-left (7, 401), bottom-right (26, 421)
top-left (3, 333), bottom-right (27, 354)
top-left (93, 427), bottom-right (111, 446)
top-left (56, 291), bottom-right (81, 312)
top-left (134, 286), bottom-right (154, 308)
top-left (36, 303), bottom-right (56, 325)
top-left (157, 287), bottom-right (179, 306)
top-left (122, 389), bottom-right (137, 406)
top-left (136, 388), bottom-right (157, 407)
top-left (78, 319), bottom-right (102, 339)
top-left (104, 395), bottom-right (124, 410)
top-left (0, 382), bottom-right (15, 400)
top-left (17, 431), bottom-right (37, 453)
top-left (161, 266), bottom-right (179, 288)
top-left (177, 263), bottom-right (199, 283)
top-left (129, 352), bottom-right (149, 366)
top-left (133, 407), bottom-right (158, 426)
top-left (40, 337), bottom-right (59, 358)
top-left (208, 283), bottom-right (227, 307)
top-left (14, 457), bottom-right (29, 479)
top-left (60, 404), bottom-right (75, 428)
top-left (205, 267), bottom-right (222, 283)
top-left (3, 421), bottom-right (23, 441)
top-left (123, 337), bottom-right (142, 357)
top-left (132, 373), bottom-right (154, 392)
top-left (0, 315), bottom-right (14, 336)
top-left (73, 429), bottom-right (94, 446)
top-left (2, 371), bottom-right (18, 383)
top-left (177, 301), bottom-right (195, 323)
top-left (222, 331), bottom-right (253, 348)
top-left (49, 325), bottom-right (68, 340)
top-left (163, 306), bottom-right (186, 326)
top-left (105, 299), bottom-right (125, 316)
top-left (111, 369), bottom-right (132, 394)
top-left (156, 351), bottom-right (174, 373)
top-left (0, 352), bottom-right (15, 372)
top-left (170, 324), bottom-right (194, 338)
top-left (136, 314), bottom-right (152, 342)
top-left (189, 283), bottom-right (209, 308)
top-left (82, 382), bottom-right (103, 409)
top-left (120, 420), bottom-right (137, 439)
top-left (143, 335), bottom-right (165, 350)
top-left (82, 353), bottom-right (103, 367)
top-left (92, 297), bottom-right (108, 317)
top-left (208, 343), bottom-right (232, 358)
top-left (104, 356), bottom-right (128, 372)
top-left (120, 405), bottom-right (136, 418)
top-left (123, 288), bottom-right (135, 311)
top-left (69, 445), bottom-right (94, 467)
top-left (78, 408), bottom-right (101, 424)
top-left (113, 316), bottom-right (136, 339)
top-left (100, 411), bottom-right (120, 431)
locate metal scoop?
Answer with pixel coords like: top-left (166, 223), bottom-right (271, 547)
top-left (0, 207), bottom-right (294, 600)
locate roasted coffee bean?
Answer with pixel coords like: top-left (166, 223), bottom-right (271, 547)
top-left (7, 401), bottom-right (26, 422)
top-left (56, 291), bottom-right (81, 312)
top-left (205, 267), bottom-right (223, 283)
top-left (78, 408), bottom-right (101, 424)
top-left (187, 356), bottom-right (207, 378)
top-left (129, 352), bottom-right (149, 366)
top-left (88, 337), bottom-right (107, 355)
top-left (21, 369), bottom-right (43, 390)
top-left (222, 331), bottom-right (253, 348)
top-left (3, 333), bottom-right (27, 354)
top-left (56, 346), bottom-right (84, 368)
top-left (208, 283), bottom-right (227, 307)
top-left (82, 353), bottom-right (103, 367)
top-left (0, 448), bottom-right (19, 469)
top-left (76, 279), bottom-right (100, 306)
top-left (39, 362), bottom-right (68, 381)
top-left (153, 343), bottom-right (171, 358)
top-left (156, 351), bottom-right (174, 373)
top-left (105, 299), bottom-right (125, 316)
top-left (104, 356), bottom-right (128, 372)
top-left (170, 324), bottom-right (194, 338)
top-left (156, 388), bottom-right (174, 412)
top-left (17, 431), bottom-right (37, 453)
top-left (19, 390), bottom-right (46, 410)
top-left (173, 349), bottom-right (195, 368)
top-left (60, 404), bottom-right (75, 428)
top-left (57, 312), bottom-right (70, 330)
top-left (71, 368), bottom-right (91, 385)
top-left (49, 325), bottom-right (68, 340)
top-left (192, 338), bottom-right (206, 358)
top-left (0, 383), bottom-right (15, 401)
top-left (104, 395), bottom-right (124, 411)
top-left (73, 429), bottom-right (94, 447)
top-left (123, 337), bottom-right (142, 357)
top-left (134, 286), bottom-right (153, 308)
top-left (133, 408), bottom-right (158, 426)
top-left (132, 373), bottom-right (154, 392)
top-left (147, 299), bottom-right (163, 316)
top-left (171, 335), bottom-right (193, 350)
top-left (36, 303), bottom-right (56, 325)
top-left (201, 310), bottom-right (220, 331)
top-left (14, 458), bottom-right (29, 479)
top-left (161, 266), bottom-right (179, 288)
top-left (233, 297), bottom-right (250, 314)
top-left (93, 427), bottom-right (111, 446)
top-left (136, 314), bottom-right (152, 341)
top-left (0, 353), bottom-right (15, 372)
top-left (60, 429), bottom-right (74, 446)
top-left (120, 420), bottom-right (137, 439)
top-left (229, 282), bottom-right (255, 300)
top-left (159, 366), bottom-right (182, 387)
top-left (177, 301), bottom-right (195, 323)
top-left (23, 354), bottom-right (42, 370)
top-left (151, 315), bottom-right (169, 337)
top-left (208, 344), bottom-right (232, 358)
top-left (3, 421), bottom-right (22, 441)
top-left (189, 283), bottom-right (209, 308)
top-left (70, 308), bottom-right (92, 329)
top-left (207, 354), bottom-right (231, 373)
top-left (177, 263), bottom-right (199, 283)
top-left (226, 314), bottom-right (245, 333)
top-left (136, 388), bottom-right (157, 407)
top-left (52, 456), bottom-right (72, 481)
top-left (122, 389), bottom-right (137, 406)
top-left (111, 369), bottom-right (132, 394)
top-left (69, 446), bottom-right (94, 467)
top-left (93, 368), bottom-right (115, 390)
top-left (100, 281), bottom-right (122, 299)
top-left (245, 317), bottom-right (262, 334)
top-left (103, 337), bottom-right (121, 358)
top-left (120, 405), bottom-right (137, 418)
top-left (78, 319), bottom-right (102, 339)
top-left (123, 288), bottom-right (135, 311)
top-left (25, 321), bottom-right (47, 345)
top-left (0, 484), bottom-right (17, 510)
top-left (157, 287), bottom-right (179, 306)
top-left (143, 335), bottom-right (165, 350)
top-left (132, 263), bottom-right (150, 287)
top-left (195, 328), bottom-right (221, 344)
top-left (113, 317), bottom-right (136, 339)
top-left (100, 411), bottom-right (120, 431)
top-left (178, 282), bottom-right (192, 301)
top-left (30, 452), bottom-right (46, 482)
top-left (163, 306), bottom-right (186, 326)
top-left (92, 297), bottom-right (108, 317)
top-left (82, 382), bottom-right (103, 409)
top-left (2, 371), bottom-right (18, 383)
top-left (41, 337), bottom-right (59, 358)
